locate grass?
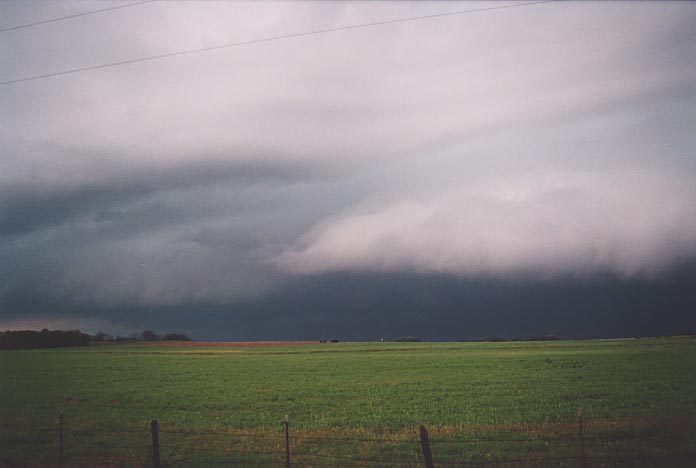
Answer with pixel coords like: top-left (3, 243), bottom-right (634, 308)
top-left (1, 337), bottom-right (695, 467)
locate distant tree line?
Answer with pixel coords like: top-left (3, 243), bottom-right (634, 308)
top-left (136, 330), bottom-right (193, 342)
top-left (94, 330), bottom-right (193, 342)
top-left (0, 329), bottom-right (193, 349)
top-left (475, 335), bottom-right (560, 342)
top-left (392, 336), bottom-right (422, 342)
top-left (0, 329), bottom-right (91, 349)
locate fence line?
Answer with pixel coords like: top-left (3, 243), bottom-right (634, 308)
top-left (4, 408), bottom-right (695, 468)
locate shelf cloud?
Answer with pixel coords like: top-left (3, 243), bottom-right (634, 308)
top-left (1, 1), bottom-right (696, 337)
top-left (277, 170), bottom-right (696, 278)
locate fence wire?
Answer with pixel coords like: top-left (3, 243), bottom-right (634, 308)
top-left (3, 415), bottom-right (695, 468)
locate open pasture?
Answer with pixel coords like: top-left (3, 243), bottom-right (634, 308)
top-left (1, 337), bottom-right (695, 467)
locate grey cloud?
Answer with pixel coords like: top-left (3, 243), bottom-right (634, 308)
top-left (1, 1), bottom-right (695, 313)
top-left (277, 170), bottom-right (696, 278)
top-left (0, 156), bottom-right (324, 237)
top-left (0, 164), bottom-right (358, 306)
top-left (5, 269), bottom-right (695, 340)
top-left (3, 2), bottom-right (695, 181)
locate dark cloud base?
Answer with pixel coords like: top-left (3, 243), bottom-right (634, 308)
top-left (0, 157), bottom-right (324, 237)
top-left (3, 264), bottom-right (695, 341)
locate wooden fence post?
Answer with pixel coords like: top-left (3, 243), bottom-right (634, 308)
top-left (59, 411), bottom-right (64, 468)
top-left (151, 420), bottom-right (161, 468)
top-left (284, 415), bottom-right (291, 468)
top-left (419, 424), bottom-right (434, 468)
top-left (577, 407), bottom-right (587, 468)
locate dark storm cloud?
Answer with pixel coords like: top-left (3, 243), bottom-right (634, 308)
top-left (1, 1), bottom-right (696, 337)
top-left (4, 266), bottom-right (694, 340)
top-left (0, 156), bottom-right (325, 237)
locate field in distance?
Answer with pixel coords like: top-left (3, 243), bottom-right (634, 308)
top-left (1, 337), bottom-right (695, 467)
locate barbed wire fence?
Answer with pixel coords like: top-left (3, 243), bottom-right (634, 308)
top-left (3, 408), bottom-right (695, 468)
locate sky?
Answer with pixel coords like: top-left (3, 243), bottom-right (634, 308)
top-left (1, 1), bottom-right (695, 340)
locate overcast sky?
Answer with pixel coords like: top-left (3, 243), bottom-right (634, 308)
top-left (1, 1), bottom-right (695, 339)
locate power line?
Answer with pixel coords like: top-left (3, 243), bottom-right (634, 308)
top-left (0, 0), bottom-right (556, 87)
top-left (0, 1), bottom-right (155, 34)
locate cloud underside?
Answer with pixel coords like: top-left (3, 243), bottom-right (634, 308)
top-left (277, 170), bottom-right (696, 278)
top-left (1, 2), bottom-right (696, 309)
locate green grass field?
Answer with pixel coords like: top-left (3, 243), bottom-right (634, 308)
top-left (1, 337), bottom-right (695, 467)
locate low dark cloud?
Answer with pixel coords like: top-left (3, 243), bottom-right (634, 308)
top-left (3, 266), bottom-right (695, 340)
top-left (0, 156), bottom-right (324, 236)
top-left (1, 1), bottom-right (696, 337)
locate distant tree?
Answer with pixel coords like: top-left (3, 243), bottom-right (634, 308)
top-left (114, 335), bottom-right (136, 342)
top-left (525, 335), bottom-right (559, 341)
top-left (479, 336), bottom-right (506, 342)
top-left (140, 330), bottom-right (160, 341)
top-left (478, 335), bottom-right (560, 342)
top-left (93, 330), bottom-right (113, 342)
top-left (161, 333), bottom-right (192, 341)
top-left (392, 336), bottom-right (422, 342)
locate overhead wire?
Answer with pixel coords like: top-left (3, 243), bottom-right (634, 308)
top-left (0, 0), bottom-right (155, 34)
top-left (0, 0), bottom-right (557, 87)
